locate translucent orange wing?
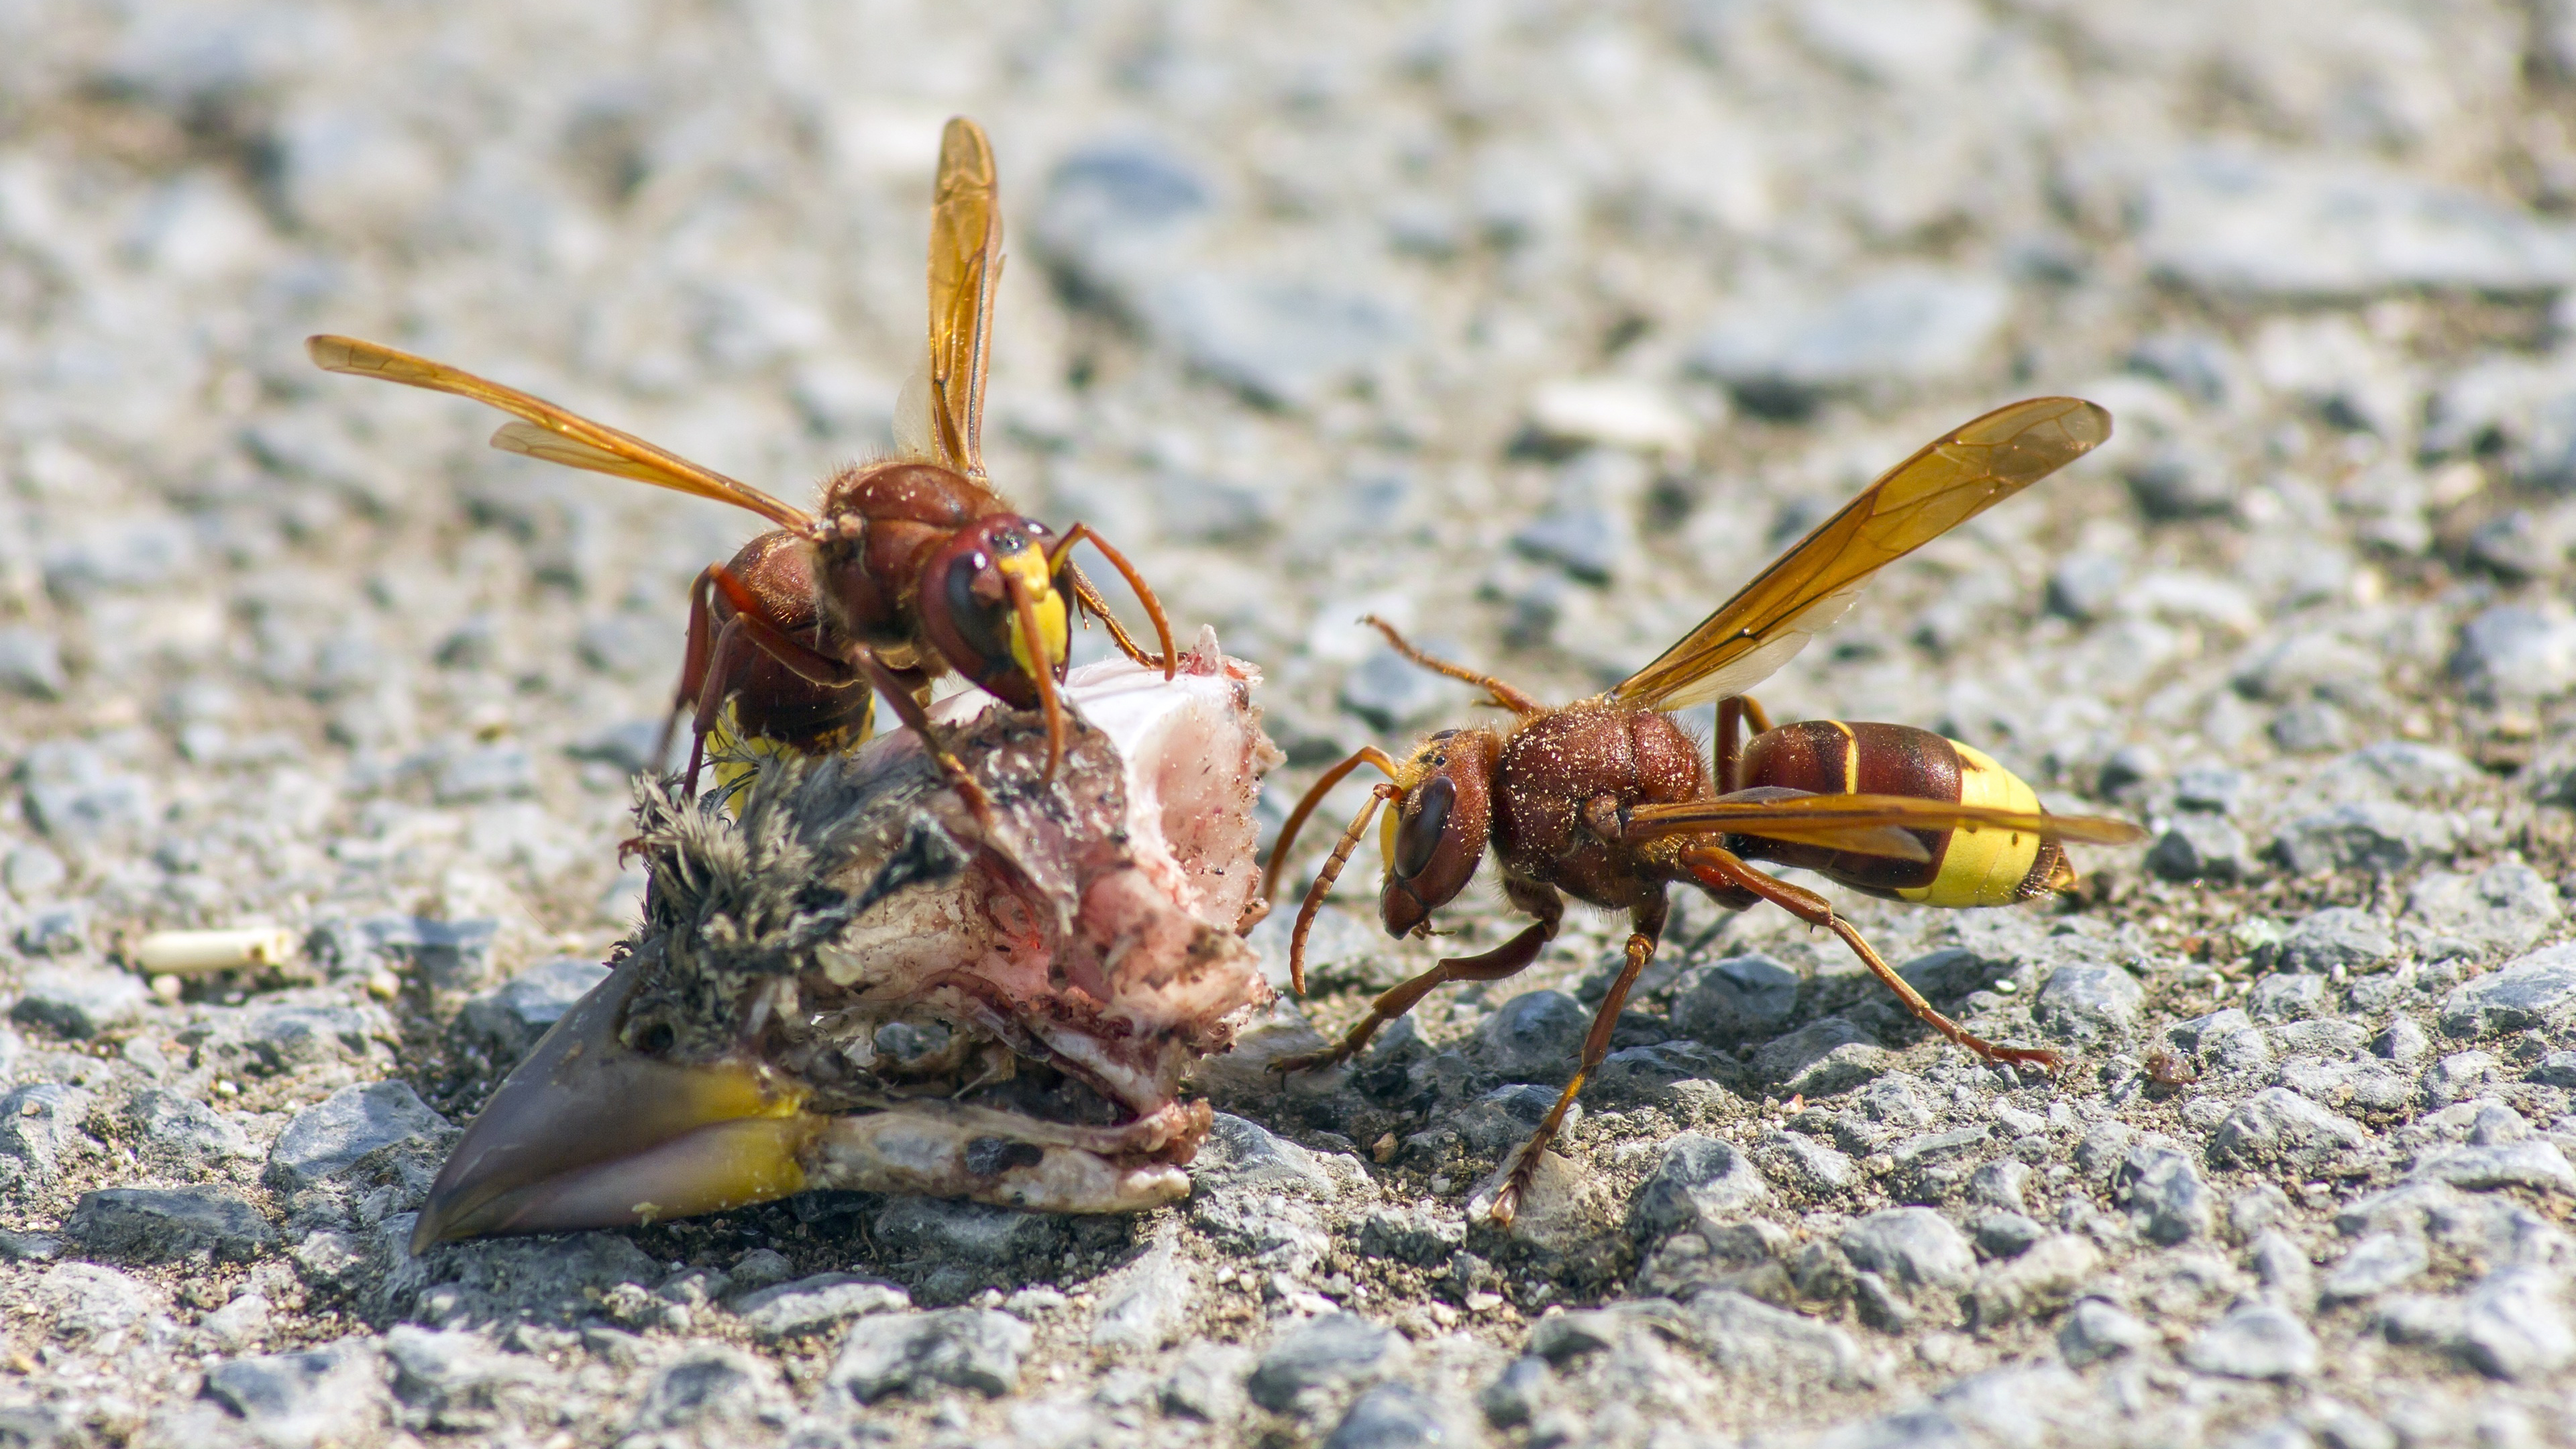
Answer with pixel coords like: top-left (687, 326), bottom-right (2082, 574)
top-left (915, 116), bottom-right (1001, 482)
top-left (1611, 398), bottom-right (2111, 711)
top-left (307, 335), bottom-right (814, 532)
top-left (1628, 792), bottom-right (2149, 858)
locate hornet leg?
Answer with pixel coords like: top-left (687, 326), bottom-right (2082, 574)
top-left (1479, 893), bottom-right (1668, 1228)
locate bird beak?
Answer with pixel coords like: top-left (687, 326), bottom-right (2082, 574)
top-left (410, 949), bottom-right (824, 1252)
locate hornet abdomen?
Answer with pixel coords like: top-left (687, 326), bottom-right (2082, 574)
top-left (1733, 720), bottom-right (2073, 907)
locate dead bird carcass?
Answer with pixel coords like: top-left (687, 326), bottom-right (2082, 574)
top-left (413, 638), bottom-right (1279, 1248)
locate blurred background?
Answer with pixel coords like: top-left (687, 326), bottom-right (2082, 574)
top-left (0, 0), bottom-right (2573, 973)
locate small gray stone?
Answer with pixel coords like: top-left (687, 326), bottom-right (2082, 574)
top-left (1683, 1287), bottom-right (1870, 1386)
top-left (1760, 1130), bottom-right (1860, 1195)
top-left (0, 1228), bottom-right (61, 1261)
top-left (2046, 552), bottom-right (2126, 623)
top-left (2127, 331), bottom-right (2235, 404)
top-left (1896, 947), bottom-right (2018, 1002)
top-left (1191, 1116), bottom-right (1334, 1271)
top-left (36, 1261), bottom-right (161, 1342)
top-left (66, 1186), bottom-right (274, 1264)
top-left (2149, 815), bottom-right (2257, 883)
top-left (1629, 1134), bottom-right (1770, 1241)
top-left (2274, 802), bottom-right (2456, 875)
top-left (202, 1293), bottom-right (273, 1352)
top-left (2097, 745), bottom-right (2160, 798)
top-left (2170, 1008), bottom-right (2257, 1052)
top-left (567, 718), bottom-right (678, 775)
top-left (2453, 606), bottom-right (2576, 704)
top-left (1479, 1356), bottom-right (1548, 1429)
top-left (2534, 1050), bottom-right (2576, 1087)
top-left (2125, 443), bottom-right (2235, 519)
top-left (2118, 1146), bottom-right (2213, 1244)
top-left (1672, 954), bottom-right (1801, 1040)
top-left (1511, 498), bottom-right (1623, 586)
top-left (2276, 908), bottom-right (2400, 976)
top-left (457, 957), bottom-right (610, 1063)
top-left (1248, 1312), bottom-right (1395, 1412)
top-left (2140, 143), bottom-right (2576, 297)
top-left (1891, 1124), bottom-right (1988, 1181)
top-left (2441, 943), bottom-right (2576, 1036)
top-left (1838, 1207), bottom-right (1974, 1294)
top-left (2272, 700), bottom-right (2351, 753)
top-left (381, 1324), bottom-right (522, 1418)
top-left (2249, 1230), bottom-right (2315, 1304)
top-left (1754, 1017), bottom-right (1888, 1095)
top-left (2059, 1299), bottom-right (2153, 1364)
top-left (2406, 865), bottom-right (2561, 962)
top-left (2174, 767), bottom-right (2247, 814)
top-left (0, 1082), bottom-right (97, 1190)
top-left (2410, 1140), bottom-right (2576, 1193)
top-left (1688, 267), bottom-right (2011, 403)
top-left (1444, 1083), bottom-right (1572, 1156)
top-left (2322, 1232), bottom-right (2430, 1301)
top-left (1141, 270), bottom-right (1407, 411)
top-left (264, 1081), bottom-right (451, 1193)
top-left (1155, 1344), bottom-right (1249, 1426)
top-left (19, 745), bottom-right (153, 848)
top-left (1037, 141), bottom-right (1211, 281)
top-left (238, 1005), bottom-right (382, 1072)
top-left (3, 845), bottom-right (67, 898)
top-left (1971, 1212), bottom-right (2044, 1259)
top-left (2278, 1055), bottom-right (2416, 1116)
top-left (2208, 1087), bottom-right (2370, 1173)
top-left (728, 1248), bottom-right (792, 1291)
top-left (2334, 741), bottom-right (2481, 798)
top-left (431, 743), bottom-right (538, 804)
top-left (1588, 1040), bottom-right (1731, 1104)
top-left (828, 1308), bottom-right (1032, 1401)
top-left (8, 967), bottom-right (146, 1039)
top-left (2267, 1019), bottom-right (2368, 1057)
top-left (1090, 1234), bottom-right (1196, 1355)
top-left (2421, 1050), bottom-right (2502, 1106)
top-left (0, 627), bottom-right (66, 699)
top-left (574, 613), bottom-right (679, 682)
top-left (2074, 1122), bottom-right (2136, 1180)
top-left (873, 1195), bottom-right (1065, 1265)
top-left (329, 916), bottom-right (499, 992)
top-left (1325, 1381), bottom-right (1445, 1449)
top-left (2250, 973), bottom-right (2328, 1022)
top-left (1967, 1232), bottom-right (2103, 1326)
top-left (733, 1273), bottom-right (910, 1342)
top-left (14, 904), bottom-right (87, 957)
top-left (2375, 1018), bottom-right (2432, 1063)
top-left (201, 1341), bottom-right (385, 1443)
top-left (2183, 1302), bottom-right (2320, 1379)
top-left (2460, 1267), bottom-right (2576, 1380)
top-left (2035, 965), bottom-right (2141, 1041)
top-left (1477, 990), bottom-right (1586, 1082)
top-left (1354, 1205), bottom-right (1464, 1267)
top-left (1338, 647), bottom-right (1460, 731)
top-left (1968, 1159), bottom-right (2031, 1215)
top-left (630, 1346), bottom-right (782, 1432)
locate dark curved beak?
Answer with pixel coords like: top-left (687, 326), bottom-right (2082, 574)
top-left (411, 947), bottom-right (824, 1252)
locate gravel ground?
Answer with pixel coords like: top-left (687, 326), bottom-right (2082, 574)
top-left (7, 1), bottom-right (2576, 1446)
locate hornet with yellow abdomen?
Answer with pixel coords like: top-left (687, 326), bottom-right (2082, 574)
top-left (307, 117), bottom-right (1175, 802)
top-left (1258, 396), bottom-right (2150, 1229)
top-left (1723, 719), bottom-right (2078, 907)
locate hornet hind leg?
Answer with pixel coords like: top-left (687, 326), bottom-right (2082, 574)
top-left (1678, 845), bottom-right (2061, 1074)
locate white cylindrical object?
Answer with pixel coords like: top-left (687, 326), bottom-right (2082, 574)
top-left (133, 927), bottom-right (299, 976)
